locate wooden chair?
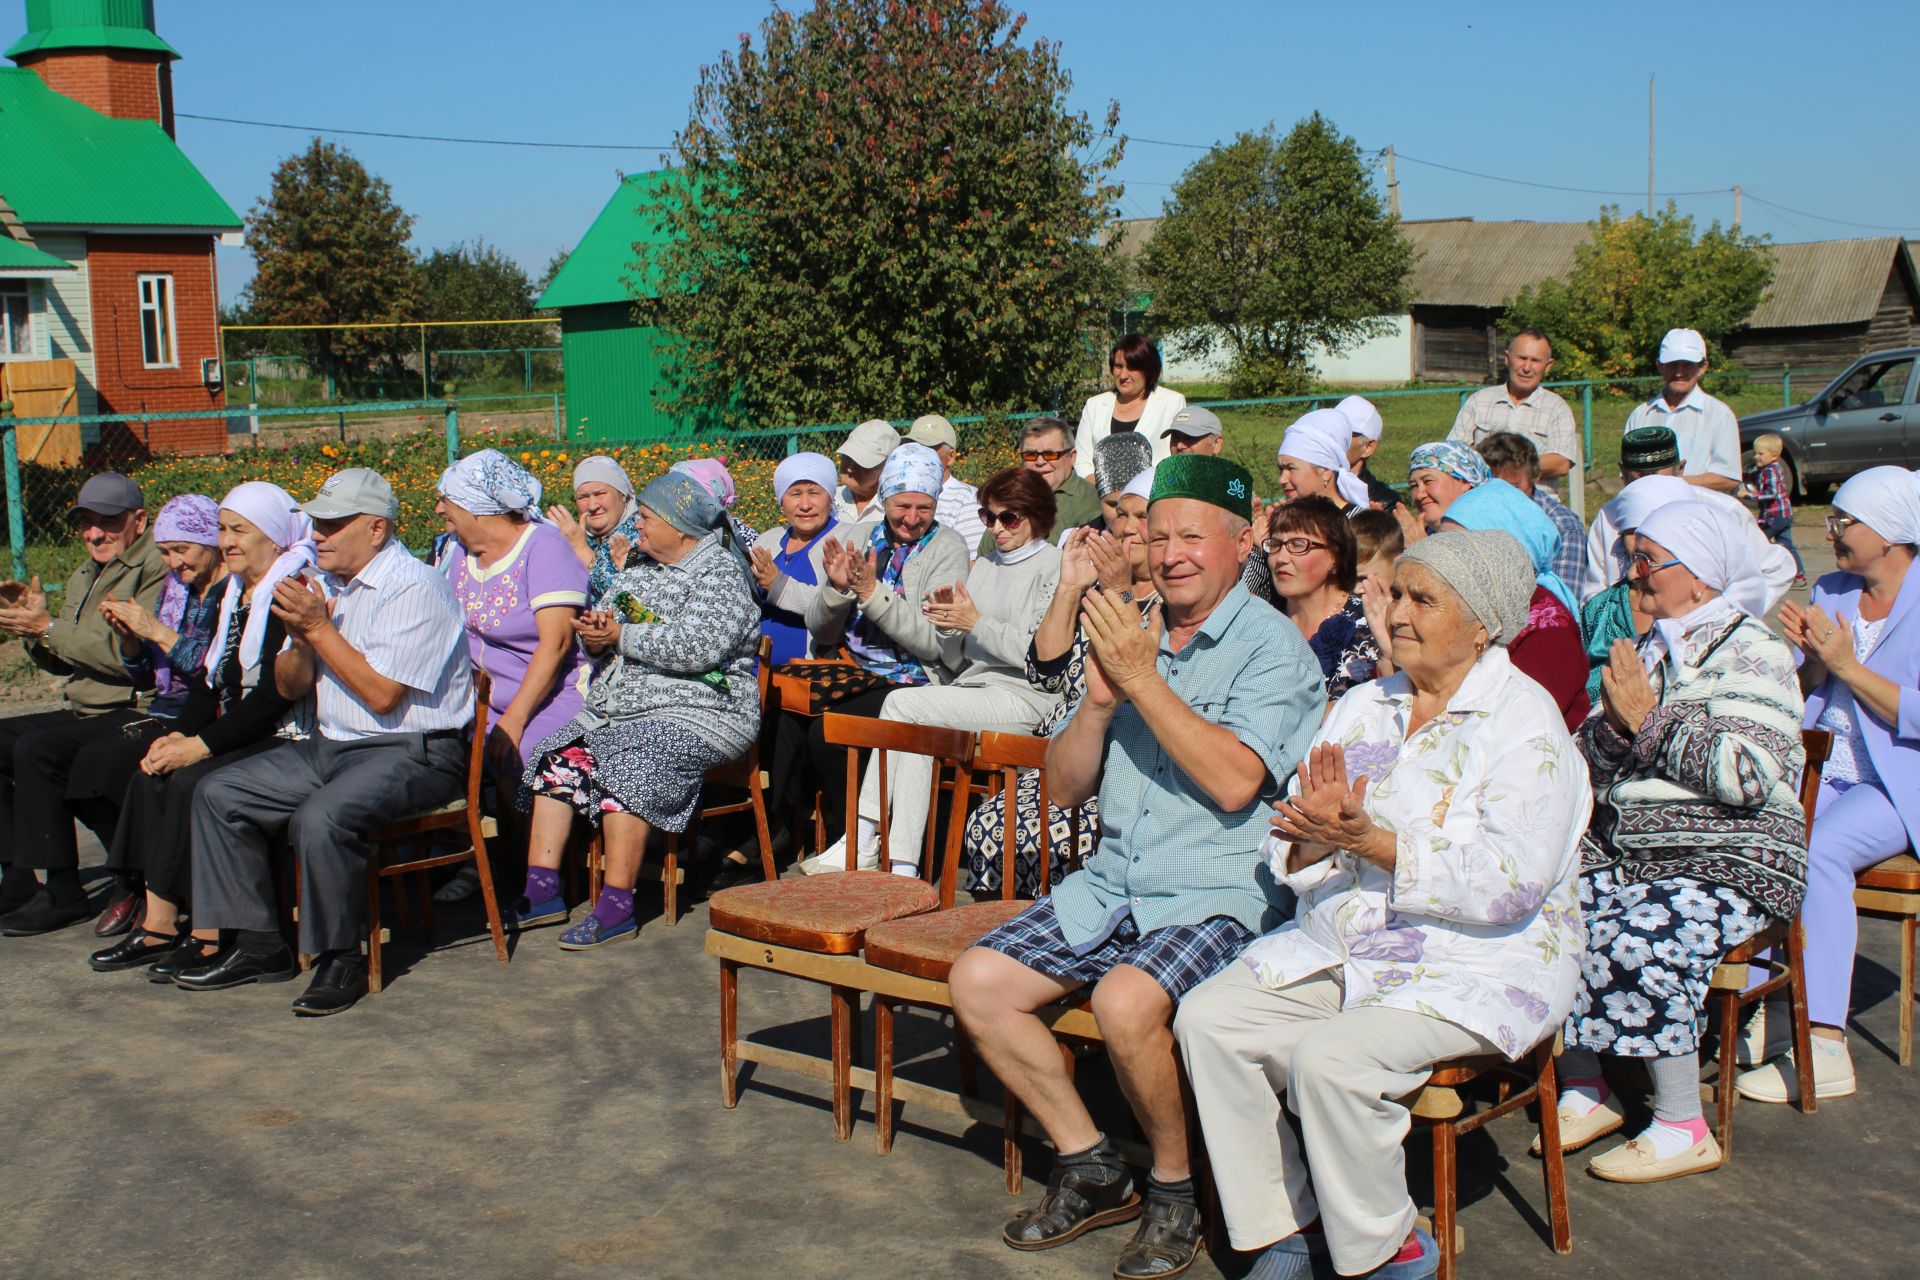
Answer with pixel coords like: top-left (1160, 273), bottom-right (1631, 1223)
top-left (1402, 1039), bottom-right (1570, 1280)
top-left (1703, 727), bottom-right (1830, 1153)
top-left (704, 714), bottom-right (969, 1140)
top-left (362, 671), bottom-right (509, 994)
top-left (1853, 851), bottom-right (1920, 1066)
top-left (586, 637), bottom-right (777, 923)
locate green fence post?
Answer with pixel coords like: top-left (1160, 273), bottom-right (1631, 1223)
top-left (1782, 367), bottom-right (1791, 408)
top-left (1581, 381), bottom-right (1594, 466)
top-left (445, 404), bottom-right (459, 467)
top-left (787, 433), bottom-right (800, 457)
top-left (523, 349), bottom-right (534, 393)
top-left (3, 428), bottom-right (24, 582)
top-left (552, 393), bottom-right (562, 439)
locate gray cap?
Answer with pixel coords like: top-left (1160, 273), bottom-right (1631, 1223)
top-left (300, 467), bottom-right (398, 521)
top-left (1162, 405), bottom-right (1223, 439)
top-left (69, 472), bottom-right (144, 520)
top-left (905, 414), bottom-right (957, 450)
top-left (1401, 529), bottom-right (1536, 646)
top-left (839, 419), bottom-right (900, 469)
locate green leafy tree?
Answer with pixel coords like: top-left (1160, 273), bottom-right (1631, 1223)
top-left (644, 0), bottom-right (1125, 427)
top-left (1502, 204), bottom-right (1773, 380)
top-left (534, 247), bottom-right (570, 303)
top-left (1140, 115), bottom-right (1411, 398)
top-left (420, 238), bottom-right (536, 352)
top-left (244, 139), bottom-right (421, 376)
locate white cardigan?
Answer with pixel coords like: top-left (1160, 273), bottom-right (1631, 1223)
top-left (1073, 385), bottom-right (1188, 476)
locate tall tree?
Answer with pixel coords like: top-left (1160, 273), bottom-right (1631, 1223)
top-left (1140, 115), bottom-right (1411, 397)
top-left (534, 247), bottom-right (571, 303)
top-left (244, 139), bottom-right (420, 375)
top-left (420, 238), bottom-right (535, 351)
top-left (644, 0), bottom-right (1125, 427)
top-left (1502, 205), bottom-right (1773, 380)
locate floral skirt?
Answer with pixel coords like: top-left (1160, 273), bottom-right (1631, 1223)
top-left (523, 715), bottom-right (731, 833)
top-left (1563, 867), bottom-right (1767, 1059)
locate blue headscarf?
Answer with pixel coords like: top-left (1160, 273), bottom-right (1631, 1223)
top-left (1440, 477), bottom-right (1576, 614)
top-left (437, 448), bottom-right (546, 521)
top-left (1408, 439), bottom-right (1492, 487)
top-left (638, 469), bottom-right (753, 589)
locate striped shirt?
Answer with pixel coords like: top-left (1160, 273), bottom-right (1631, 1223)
top-left (1448, 384), bottom-right (1580, 465)
top-left (1532, 484), bottom-right (1589, 591)
top-left (935, 473), bottom-right (986, 560)
top-left (1047, 582), bottom-right (1327, 949)
top-left (316, 539), bottom-right (474, 741)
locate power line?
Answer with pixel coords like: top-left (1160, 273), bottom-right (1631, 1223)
top-left (177, 111), bottom-right (676, 152)
top-left (1740, 192), bottom-right (1920, 235)
top-left (1389, 148), bottom-right (1732, 199)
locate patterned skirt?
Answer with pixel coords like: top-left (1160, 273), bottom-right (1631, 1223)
top-left (522, 715), bottom-right (732, 833)
top-left (1563, 867), bottom-right (1767, 1059)
top-left (961, 768), bottom-right (1097, 898)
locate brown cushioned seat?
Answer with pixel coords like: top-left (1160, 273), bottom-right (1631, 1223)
top-left (863, 899), bottom-right (1031, 981)
top-left (708, 872), bottom-right (939, 955)
top-left (1859, 853), bottom-right (1920, 892)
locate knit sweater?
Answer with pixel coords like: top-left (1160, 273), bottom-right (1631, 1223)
top-left (1576, 612), bottom-right (1808, 919)
top-left (807, 520), bottom-right (971, 684)
top-left (936, 541), bottom-right (1063, 714)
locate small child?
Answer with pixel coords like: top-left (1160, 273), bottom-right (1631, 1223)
top-left (1748, 433), bottom-right (1805, 584)
top-left (1350, 508), bottom-right (1405, 585)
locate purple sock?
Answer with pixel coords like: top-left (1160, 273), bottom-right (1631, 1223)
top-left (591, 886), bottom-right (634, 930)
top-left (523, 866), bottom-right (561, 903)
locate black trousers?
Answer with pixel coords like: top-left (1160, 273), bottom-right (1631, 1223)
top-left (67, 715), bottom-right (172, 857)
top-left (0, 707), bottom-right (143, 877)
top-left (108, 736), bottom-right (285, 910)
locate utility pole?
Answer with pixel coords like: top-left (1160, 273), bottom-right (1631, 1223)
top-left (1733, 183), bottom-right (1742, 227)
top-left (1385, 145), bottom-right (1400, 217)
top-left (1647, 74), bottom-right (1656, 216)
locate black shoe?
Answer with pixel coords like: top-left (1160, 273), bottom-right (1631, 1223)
top-left (1112, 1195), bottom-right (1204, 1279)
top-left (706, 853), bottom-right (765, 894)
top-left (147, 936), bottom-right (218, 984)
top-left (89, 927), bottom-right (185, 973)
top-left (173, 944), bottom-right (298, 991)
top-left (291, 954), bottom-right (368, 1017)
top-left (1003, 1165), bottom-right (1141, 1251)
top-left (0, 888), bottom-right (96, 936)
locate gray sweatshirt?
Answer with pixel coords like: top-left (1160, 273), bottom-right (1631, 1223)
top-left (805, 521), bottom-right (971, 684)
top-left (937, 541), bottom-right (1063, 716)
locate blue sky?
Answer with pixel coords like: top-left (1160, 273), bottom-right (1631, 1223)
top-left (31, 0), bottom-right (1914, 305)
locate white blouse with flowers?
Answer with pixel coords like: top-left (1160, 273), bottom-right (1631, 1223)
top-left (1237, 646), bottom-right (1594, 1059)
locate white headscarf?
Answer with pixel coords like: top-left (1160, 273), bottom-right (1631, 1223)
top-left (573, 455), bottom-right (638, 523)
top-left (1122, 465), bottom-right (1157, 503)
top-left (207, 481), bottom-right (316, 674)
top-left (1635, 499), bottom-right (1762, 669)
top-left (1276, 409), bottom-right (1370, 508)
top-left (1833, 466), bottom-right (1920, 546)
top-left (773, 452), bottom-right (838, 504)
top-left (1606, 474), bottom-right (1697, 535)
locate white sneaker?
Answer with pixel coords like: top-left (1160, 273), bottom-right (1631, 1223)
top-left (1734, 1036), bottom-right (1856, 1103)
top-left (798, 833), bottom-right (880, 875)
top-left (1735, 999), bottom-right (1792, 1068)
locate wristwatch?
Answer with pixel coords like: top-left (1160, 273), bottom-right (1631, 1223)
top-left (38, 617), bottom-right (54, 644)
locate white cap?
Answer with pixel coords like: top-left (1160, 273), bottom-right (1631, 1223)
top-left (905, 414), bottom-right (957, 450)
top-left (838, 419), bottom-right (900, 469)
top-left (1658, 328), bottom-right (1707, 364)
top-left (1334, 395), bottom-right (1383, 442)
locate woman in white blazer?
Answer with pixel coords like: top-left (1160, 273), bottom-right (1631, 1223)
top-left (1073, 334), bottom-right (1186, 476)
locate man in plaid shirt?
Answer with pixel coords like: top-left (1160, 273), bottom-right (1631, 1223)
top-left (1475, 432), bottom-right (1587, 590)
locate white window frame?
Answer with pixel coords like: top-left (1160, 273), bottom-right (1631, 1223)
top-left (0, 280), bottom-right (35, 361)
top-left (137, 272), bottom-right (177, 369)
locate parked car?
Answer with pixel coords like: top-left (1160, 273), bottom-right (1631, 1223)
top-left (1740, 347), bottom-right (1920, 500)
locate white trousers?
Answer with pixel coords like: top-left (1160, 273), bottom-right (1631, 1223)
top-left (1174, 963), bottom-right (1490, 1275)
top-left (857, 683), bottom-right (1050, 867)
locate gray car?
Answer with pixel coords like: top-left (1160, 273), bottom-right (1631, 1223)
top-left (1740, 347), bottom-right (1920, 499)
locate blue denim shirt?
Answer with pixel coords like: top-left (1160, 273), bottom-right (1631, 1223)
top-left (1047, 582), bottom-right (1326, 948)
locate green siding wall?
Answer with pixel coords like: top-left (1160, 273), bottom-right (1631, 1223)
top-left (559, 303), bottom-right (676, 441)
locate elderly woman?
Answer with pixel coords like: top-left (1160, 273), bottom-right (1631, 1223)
top-left (1265, 495), bottom-right (1381, 699)
top-left (803, 466), bottom-right (1061, 875)
top-left (1579, 476), bottom-right (1693, 705)
top-left (1736, 466), bottom-right (1920, 1104)
top-left (548, 454), bottom-right (639, 606)
top-left (1175, 529), bottom-right (1591, 1280)
top-left (517, 470), bottom-right (762, 949)
top-left (88, 483), bottom-right (315, 974)
top-left (1555, 500), bottom-right (1806, 1184)
top-left (1073, 334), bottom-right (1187, 472)
top-left (1397, 440), bottom-right (1489, 543)
top-left (960, 465), bottom-right (1158, 896)
top-left (1085, 431), bottom-right (1156, 538)
top-left (748, 452), bottom-right (841, 664)
top-left (1245, 409), bottom-right (1372, 603)
top-left (1437, 478), bottom-right (1589, 729)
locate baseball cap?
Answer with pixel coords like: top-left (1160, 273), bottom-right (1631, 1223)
top-left (69, 472), bottom-right (144, 520)
top-left (905, 414), bottom-right (958, 450)
top-left (838, 419), bottom-right (900, 469)
top-left (1658, 328), bottom-right (1708, 364)
top-left (1161, 405), bottom-right (1223, 439)
top-left (1334, 395), bottom-right (1384, 442)
top-left (300, 468), bottom-right (399, 521)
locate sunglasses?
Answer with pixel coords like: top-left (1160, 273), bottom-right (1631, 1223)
top-left (1263, 535), bottom-right (1329, 556)
top-left (1020, 449), bottom-right (1071, 463)
top-left (978, 508), bottom-right (1029, 530)
top-left (1628, 551), bottom-right (1683, 578)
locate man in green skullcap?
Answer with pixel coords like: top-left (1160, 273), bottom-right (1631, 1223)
top-left (953, 452), bottom-right (1325, 1278)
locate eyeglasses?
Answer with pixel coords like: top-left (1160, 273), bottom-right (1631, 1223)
top-left (977, 508), bottom-right (1028, 529)
top-left (1826, 513), bottom-right (1859, 537)
top-left (1263, 535), bottom-right (1329, 556)
top-left (1628, 551), bottom-right (1683, 578)
top-left (1020, 449), bottom-right (1071, 463)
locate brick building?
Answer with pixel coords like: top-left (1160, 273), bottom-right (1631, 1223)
top-left (0, 0), bottom-right (241, 456)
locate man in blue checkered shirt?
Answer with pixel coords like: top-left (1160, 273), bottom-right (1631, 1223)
top-left (952, 454), bottom-right (1324, 1279)
top-left (1476, 431), bottom-right (1587, 592)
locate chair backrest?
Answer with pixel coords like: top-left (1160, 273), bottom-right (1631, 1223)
top-left (464, 669), bottom-right (494, 813)
top-left (972, 731), bottom-right (1055, 907)
top-left (821, 712), bottom-right (974, 875)
top-left (1800, 728), bottom-right (1832, 839)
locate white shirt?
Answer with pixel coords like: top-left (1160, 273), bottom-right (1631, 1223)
top-left (834, 486), bottom-right (884, 528)
top-left (316, 539), bottom-right (474, 741)
top-left (1624, 387), bottom-right (1741, 482)
top-left (1073, 386), bottom-right (1187, 477)
top-left (934, 473), bottom-right (985, 560)
top-left (1237, 648), bottom-right (1593, 1060)
top-left (1578, 484), bottom-right (1796, 606)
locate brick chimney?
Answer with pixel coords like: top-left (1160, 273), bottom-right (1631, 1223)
top-left (6, 1), bottom-right (178, 136)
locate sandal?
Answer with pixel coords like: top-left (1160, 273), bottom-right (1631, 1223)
top-left (1113, 1195), bottom-right (1204, 1279)
top-left (1003, 1165), bottom-right (1140, 1251)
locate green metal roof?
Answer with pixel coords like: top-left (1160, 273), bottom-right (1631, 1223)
top-left (0, 68), bottom-right (239, 228)
top-left (537, 170), bottom-right (684, 310)
top-left (0, 236), bottom-right (73, 270)
top-left (5, 0), bottom-right (178, 60)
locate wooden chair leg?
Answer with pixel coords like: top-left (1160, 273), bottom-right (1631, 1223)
top-left (390, 867), bottom-right (414, 936)
top-left (831, 983), bottom-right (856, 1142)
top-left (1713, 990), bottom-right (1740, 1154)
top-left (1003, 1090), bottom-right (1023, 1195)
top-left (720, 959), bottom-right (740, 1108)
top-left (469, 819), bottom-right (507, 964)
top-left (1431, 1119), bottom-right (1459, 1280)
top-left (874, 997), bottom-right (896, 1155)
top-left (955, 1027), bottom-right (980, 1098)
top-left (750, 769), bottom-right (776, 882)
top-left (1902, 914), bottom-right (1916, 1068)
top-left (587, 830), bottom-right (604, 907)
top-left (663, 843), bottom-right (679, 925)
top-left (1786, 927), bottom-right (1817, 1115)
top-left (1535, 1046), bottom-right (1572, 1254)
top-left (366, 848), bottom-right (385, 995)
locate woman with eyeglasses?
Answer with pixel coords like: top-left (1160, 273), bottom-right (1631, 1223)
top-left (1071, 335), bottom-right (1187, 475)
top-left (805, 466), bottom-right (1062, 875)
top-left (1264, 496), bottom-right (1382, 701)
top-left (1735, 467), bottom-right (1920, 1106)
top-left (1579, 476), bottom-right (1695, 708)
top-left (1245, 409), bottom-right (1373, 605)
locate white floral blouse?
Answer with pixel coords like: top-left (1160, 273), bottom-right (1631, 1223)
top-left (1237, 646), bottom-right (1595, 1059)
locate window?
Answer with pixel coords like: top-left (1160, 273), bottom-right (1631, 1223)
top-left (138, 273), bottom-right (176, 368)
top-left (1833, 358), bottom-right (1914, 411)
top-left (0, 282), bottom-right (32, 359)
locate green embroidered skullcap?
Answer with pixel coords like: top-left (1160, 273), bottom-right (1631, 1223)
top-left (1148, 453), bottom-right (1254, 522)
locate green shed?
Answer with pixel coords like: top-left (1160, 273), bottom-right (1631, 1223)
top-left (537, 170), bottom-right (705, 441)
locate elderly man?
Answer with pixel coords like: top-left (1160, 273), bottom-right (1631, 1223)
top-left (834, 419), bottom-right (899, 526)
top-left (951, 455), bottom-right (1324, 1279)
top-left (175, 469), bottom-right (473, 1017)
top-left (1476, 430), bottom-right (1587, 591)
top-left (1446, 328), bottom-right (1580, 483)
top-left (1337, 395), bottom-right (1402, 509)
top-left (1162, 405), bottom-right (1225, 457)
top-left (906, 413), bottom-right (985, 557)
top-left (1622, 327), bottom-right (1741, 494)
top-left (0, 473), bottom-right (166, 935)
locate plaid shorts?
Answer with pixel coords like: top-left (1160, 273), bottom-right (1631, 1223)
top-left (978, 898), bottom-right (1252, 1001)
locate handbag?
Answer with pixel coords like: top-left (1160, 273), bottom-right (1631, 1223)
top-left (769, 651), bottom-right (896, 716)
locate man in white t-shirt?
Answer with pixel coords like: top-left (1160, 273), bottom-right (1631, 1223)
top-left (906, 413), bottom-right (984, 558)
top-left (1621, 328), bottom-right (1741, 494)
top-left (1446, 328), bottom-right (1579, 481)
